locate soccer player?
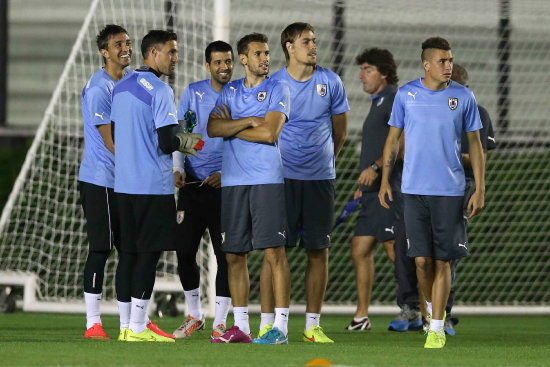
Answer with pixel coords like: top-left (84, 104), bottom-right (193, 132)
top-left (172, 40), bottom-right (234, 339)
top-left (207, 33), bottom-right (291, 345)
top-left (111, 30), bottom-right (202, 342)
top-left (346, 48), bottom-right (404, 331)
top-left (78, 24), bottom-right (132, 339)
top-left (389, 63), bottom-right (497, 336)
top-left (379, 37), bottom-right (485, 348)
top-left (263, 22), bottom-right (349, 343)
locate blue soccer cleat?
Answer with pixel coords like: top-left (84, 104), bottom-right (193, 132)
top-left (253, 326), bottom-right (288, 345)
top-left (388, 305), bottom-right (423, 332)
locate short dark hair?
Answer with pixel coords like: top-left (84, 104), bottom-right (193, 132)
top-left (205, 40), bottom-right (234, 63)
top-left (96, 24), bottom-right (128, 51)
top-left (141, 30), bottom-right (177, 59)
top-left (356, 48), bottom-right (399, 85)
top-left (451, 63), bottom-right (469, 87)
top-left (237, 33), bottom-right (268, 56)
top-left (421, 37), bottom-right (451, 61)
top-left (280, 22), bottom-right (315, 61)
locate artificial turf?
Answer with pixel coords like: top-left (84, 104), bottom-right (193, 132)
top-left (1, 312), bottom-right (548, 366)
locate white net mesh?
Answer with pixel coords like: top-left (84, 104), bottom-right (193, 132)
top-left (1, 0), bottom-right (549, 311)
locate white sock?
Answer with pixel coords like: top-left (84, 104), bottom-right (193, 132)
top-left (260, 312), bottom-right (275, 331)
top-left (426, 301), bottom-right (433, 317)
top-left (184, 288), bottom-right (202, 319)
top-left (129, 297), bottom-right (149, 334)
top-left (273, 308), bottom-right (289, 335)
top-left (233, 306), bottom-right (250, 335)
top-left (117, 301), bottom-right (131, 330)
top-left (213, 296), bottom-right (231, 328)
top-left (305, 312), bottom-right (321, 331)
top-left (430, 318), bottom-right (444, 334)
top-left (84, 292), bottom-right (102, 329)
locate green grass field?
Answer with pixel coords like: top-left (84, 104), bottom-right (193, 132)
top-left (1, 313), bottom-right (549, 366)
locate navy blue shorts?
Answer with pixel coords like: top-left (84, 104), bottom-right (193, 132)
top-left (403, 194), bottom-right (468, 261)
top-left (284, 179), bottom-right (334, 250)
top-left (354, 191), bottom-right (399, 242)
top-left (221, 184), bottom-right (287, 253)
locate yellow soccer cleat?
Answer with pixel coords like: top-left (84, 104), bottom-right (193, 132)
top-left (303, 325), bottom-right (334, 343)
top-left (126, 327), bottom-right (175, 342)
top-left (118, 328), bottom-right (129, 341)
top-left (424, 330), bottom-right (446, 348)
top-left (258, 323), bottom-right (273, 338)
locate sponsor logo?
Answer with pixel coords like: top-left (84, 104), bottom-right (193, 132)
top-left (94, 112), bottom-right (105, 120)
top-left (278, 231), bottom-right (286, 239)
top-left (384, 227), bottom-right (394, 234)
top-left (176, 211), bottom-right (185, 224)
top-left (457, 242), bottom-right (468, 249)
top-left (135, 304), bottom-right (145, 310)
top-left (304, 334), bottom-right (315, 342)
top-left (408, 91), bottom-right (417, 100)
top-left (168, 112), bottom-right (177, 120)
top-left (257, 91), bottom-right (267, 102)
top-left (229, 86), bottom-right (237, 94)
top-left (488, 136), bottom-right (496, 143)
top-left (376, 96), bottom-right (384, 106)
top-left (279, 101), bottom-right (286, 108)
top-left (316, 84), bottom-right (327, 97)
top-left (407, 238), bottom-right (410, 249)
top-left (219, 334), bottom-right (234, 343)
top-left (448, 97), bottom-right (458, 110)
top-left (139, 77), bottom-right (154, 90)
top-left (221, 232), bottom-right (225, 243)
top-left (195, 91), bottom-right (205, 100)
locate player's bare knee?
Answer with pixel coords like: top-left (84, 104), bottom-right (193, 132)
top-left (415, 256), bottom-right (433, 271)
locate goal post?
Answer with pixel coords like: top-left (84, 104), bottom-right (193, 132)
top-left (1, 0), bottom-right (550, 315)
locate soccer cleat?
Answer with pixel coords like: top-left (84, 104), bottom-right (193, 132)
top-left (258, 323), bottom-right (273, 338)
top-left (84, 323), bottom-right (110, 339)
top-left (345, 317), bottom-right (371, 331)
top-left (424, 330), bottom-right (446, 348)
top-left (303, 325), bottom-right (334, 343)
top-left (423, 315), bottom-right (431, 333)
top-left (444, 315), bottom-right (459, 336)
top-left (126, 327), bottom-right (175, 342)
top-left (118, 328), bottom-right (129, 341)
top-left (211, 324), bottom-right (226, 339)
top-left (210, 325), bottom-right (252, 343)
top-left (147, 320), bottom-right (175, 339)
top-left (388, 305), bottom-right (423, 332)
top-left (253, 326), bottom-right (288, 344)
top-left (173, 315), bottom-right (205, 338)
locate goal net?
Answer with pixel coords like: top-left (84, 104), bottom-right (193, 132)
top-left (1, 0), bottom-right (549, 314)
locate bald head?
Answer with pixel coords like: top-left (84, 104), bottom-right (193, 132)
top-left (451, 63), bottom-right (469, 87)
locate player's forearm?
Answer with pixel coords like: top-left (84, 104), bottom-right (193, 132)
top-left (333, 128), bottom-right (347, 158)
top-left (157, 125), bottom-right (181, 154)
top-left (97, 124), bottom-right (115, 154)
top-left (469, 141), bottom-right (486, 192)
top-left (332, 112), bottom-right (348, 158)
top-left (207, 116), bottom-right (254, 138)
top-left (235, 125), bottom-right (277, 144)
top-left (381, 136), bottom-right (399, 183)
top-left (462, 151), bottom-right (487, 169)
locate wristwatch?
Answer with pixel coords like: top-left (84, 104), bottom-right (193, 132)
top-left (370, 162), bottom-right (380, 173)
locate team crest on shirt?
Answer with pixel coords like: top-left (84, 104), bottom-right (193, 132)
top-left (257, 91), bottom-right (267, 102)
top-left (176, 210), bottom-right (185, 224)
top-left (448, 97), bottom-right (458, 110)
top-left (316, 84), bottom-right (327, 97)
